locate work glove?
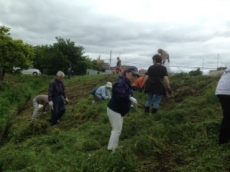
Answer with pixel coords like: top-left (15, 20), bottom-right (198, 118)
top-left (129, 97), bottom-right (138, 105)
top-left (65, 98), bottom-right (69, 104)
top-left (49, 101), bottom-right (53, 110)
top-left (167, 88), bottom-right (172, 95)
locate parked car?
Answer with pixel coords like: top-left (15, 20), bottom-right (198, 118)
top-left (13, 67), bottom-right (41, 75)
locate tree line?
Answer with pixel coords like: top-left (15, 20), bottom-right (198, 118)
top-left (0, 26), bottom-right (106, 86)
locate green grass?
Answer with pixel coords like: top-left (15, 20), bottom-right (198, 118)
top-left (0, 73), bottom-right (230, 172)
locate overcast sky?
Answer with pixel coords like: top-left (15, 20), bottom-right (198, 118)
top-left (1, 0), bottom-right (230, 74)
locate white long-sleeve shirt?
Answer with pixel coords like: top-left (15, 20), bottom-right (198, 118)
top-left (215, 67), bottom-right (230, 95)
top-left (95, 86), bottom-right (111, 100)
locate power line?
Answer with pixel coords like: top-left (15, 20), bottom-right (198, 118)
top-left (99, 58), bottom-right (217, 69)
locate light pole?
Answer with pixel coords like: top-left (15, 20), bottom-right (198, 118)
top-left (217, 54), bottom-right (219, 69)
top-left (109, 51), bottom-right (112, 74)
top-left (202, 59), bottom-right (204, 72)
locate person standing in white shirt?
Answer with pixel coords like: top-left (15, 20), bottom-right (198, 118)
top-left (215, 66), bottom-right (230, 144)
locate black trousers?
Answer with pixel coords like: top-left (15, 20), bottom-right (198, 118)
top-left (217, 95), bottom-right (230, 144)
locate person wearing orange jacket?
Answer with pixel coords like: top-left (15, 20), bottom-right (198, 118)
top-left (132, 75), bottom-right (145, 92)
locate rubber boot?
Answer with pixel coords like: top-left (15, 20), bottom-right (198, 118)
top-left (144, 107), bottom-right (150, 113)
top-left (151, 108), bottom-right (158, 114)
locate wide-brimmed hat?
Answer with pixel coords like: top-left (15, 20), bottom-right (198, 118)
top-left (106, 82), bottom-right (112, 88)
top-left (126, 67), bottom-right (139, 77)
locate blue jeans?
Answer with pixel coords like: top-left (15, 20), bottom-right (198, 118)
top-left (51, 96), bottom-right (66, 125)
top-left (145, 93), bottom-right (161, 109)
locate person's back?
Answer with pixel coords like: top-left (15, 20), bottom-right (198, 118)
top-left (95, 86), bottom-right (108, 97)
top-left (215, 66), bottom-right (230, 144)
top-left (142, 54), bottom-right (171, 114)
top-left (148, 65), bottom-right (167, 81)
top-left (35, 95), bottom-right (49, 105)
top-left (32, 95), bottom-right (49, 120)
top-left (216, 67), bottom-right (230, 95)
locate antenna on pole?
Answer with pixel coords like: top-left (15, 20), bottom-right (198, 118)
top-left (217, 54), bottom-right (219, 69)
top-left (202, 59), bottom-right (204, 72)
top-left (109, 50), bottom-right (112, 72)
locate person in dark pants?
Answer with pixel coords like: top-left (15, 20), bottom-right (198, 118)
top-left (215, 66), bottom-right (230, 144)
top-left (48, 71), bottom-right (69, 126)
top-left (67, 66), bottom-right (73, 79)
top-left (142, 54), bottom-right (172, 114)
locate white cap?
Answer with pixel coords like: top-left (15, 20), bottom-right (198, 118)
top-left (106, 82), bottom-right (112, 88)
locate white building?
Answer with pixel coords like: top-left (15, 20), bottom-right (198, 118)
top-left (209, 67), bottom-right (227, 76)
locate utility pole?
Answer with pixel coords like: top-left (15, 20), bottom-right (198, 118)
top-left (202, 59), bottom-right (204, 72)
top-left (217, 54), bottom-right (219, 69)
top-left (109, 51), bottom-right (112, 73)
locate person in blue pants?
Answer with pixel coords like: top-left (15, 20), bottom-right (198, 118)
top-left (142, 54), bottom-right (172, 114)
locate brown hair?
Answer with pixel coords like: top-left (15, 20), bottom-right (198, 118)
top-left (152, 54), bottom-right (162, 63)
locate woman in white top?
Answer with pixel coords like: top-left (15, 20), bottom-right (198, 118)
top-left (215, 66), bottom-right (230, 144)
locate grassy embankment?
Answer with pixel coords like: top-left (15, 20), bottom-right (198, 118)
top-left (0, 73), bottom-right (230, 172)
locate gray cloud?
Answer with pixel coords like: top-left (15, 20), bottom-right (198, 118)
top-left (0, 0), bottom-right (230, 72)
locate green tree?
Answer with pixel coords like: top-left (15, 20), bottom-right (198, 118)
top-left (75, 61), bottom-right (88, 75)
top-left (0, 26), bottom-right (35, 86)
top-left (189, 68), bottom-right (202, 76)
top-left (34, 37), bottom-right (87, 75)
top-left (92, 60), bottom-right (106, 72)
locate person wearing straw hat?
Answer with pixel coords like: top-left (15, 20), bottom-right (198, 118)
top-left (93, 82), bottom-right (112, 103)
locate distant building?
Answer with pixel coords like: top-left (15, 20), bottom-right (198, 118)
top-left (86, 69), bottom-right (111, 75)
top-left (102, 63), bottom-right (110, 70)
top-left (209, 67), bottom-right (227, 76)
